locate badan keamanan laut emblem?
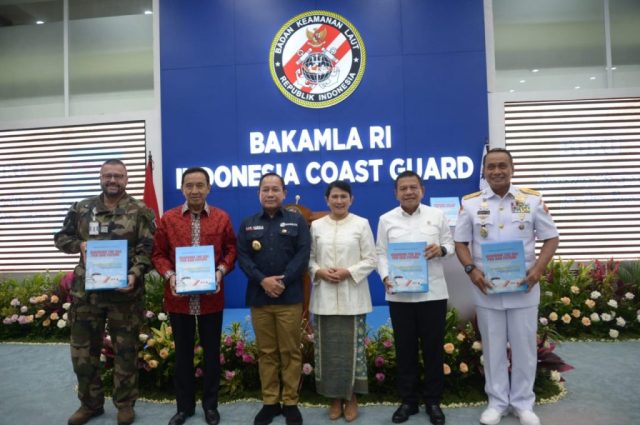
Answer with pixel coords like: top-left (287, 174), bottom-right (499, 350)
top-left (269, 10), bottom-right (366, 108)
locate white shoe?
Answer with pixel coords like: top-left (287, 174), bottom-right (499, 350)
top-left (479, 407), bottom-right (506, 425)
top-left (514, 409), bottom-right (541, 425)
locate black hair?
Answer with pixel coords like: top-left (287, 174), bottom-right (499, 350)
top-left (181, 167), bottom-right (210, 186)
top-left (325, 180), bottom-right (352, 197)
top-left (394, 170), bottom-right (423, 189)
top-left (259, 172), bottom-right (285, 190)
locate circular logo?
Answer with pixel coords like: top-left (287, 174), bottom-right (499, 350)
top-left (269, 10), bottom-right (366, 109)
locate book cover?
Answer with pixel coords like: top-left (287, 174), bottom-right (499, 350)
top-left (387, 242), bottom-right (429, 293)
top-left (175, 245), bottom-right (217, 295)
top-left (480, 240), bottom-right (528, 294)
top-left (429, 196), bottom-right (460, 226)
top-left (85, 240), bottom-right (128, 291)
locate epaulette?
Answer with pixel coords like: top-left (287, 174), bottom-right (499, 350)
top-left (519, 187), bottom-right (541, 196)
top-left (462, 191), bottom-right (482, 200)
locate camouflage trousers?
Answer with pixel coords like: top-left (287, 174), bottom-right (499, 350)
top-left (69, 297), bottom-right (143, 409)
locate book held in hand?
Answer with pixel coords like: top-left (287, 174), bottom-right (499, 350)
top-left (429, 196), bottom-right (460, 226)
top-left (175, 245), bottom-right (217, 294)
top-left (480, 240), bottom-right (527, 294)
top-left (387, 242), bottom-right (429, 293)
top-left (85, 240), bottom-right (128, 291)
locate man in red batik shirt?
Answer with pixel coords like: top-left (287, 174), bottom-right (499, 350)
top-left (152, 167), bottom-right (237, 425)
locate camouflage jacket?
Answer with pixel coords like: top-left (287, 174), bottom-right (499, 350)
top-left (54, 193), bottom-right (155, 302)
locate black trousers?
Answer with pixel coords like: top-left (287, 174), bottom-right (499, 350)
top-left (169, 311), bottom-right (223, 413)
top-left (388, 299), bottom-right (447, 405)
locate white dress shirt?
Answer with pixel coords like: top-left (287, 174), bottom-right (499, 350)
top-left (308, 213), bottom-right (377, 315)
top-left (376, 204), bottom-right (454, 303)
top-left (454, 185), bottom-right (559, 309)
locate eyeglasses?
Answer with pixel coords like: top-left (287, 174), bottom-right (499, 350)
top-left (101, 173), bottom-right (126, 181)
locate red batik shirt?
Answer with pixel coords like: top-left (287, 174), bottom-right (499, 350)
top-left (152, 203), bottom-right (237, 314)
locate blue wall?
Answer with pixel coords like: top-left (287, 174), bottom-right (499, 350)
top-left (160, 0), bottom-right (488, 307)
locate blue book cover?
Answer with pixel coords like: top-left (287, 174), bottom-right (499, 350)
top-left (85, 240), bottom-right (128, 291)
top-left (480, 240), bottom-right (527, 294)
top-left (429, 196), bottom-right (460, 226)
top-left (387, 242), bottom-right (429, 293)
top-left (175, 245), bottom-right (217, 295)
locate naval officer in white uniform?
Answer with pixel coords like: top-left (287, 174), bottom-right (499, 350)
top-left (453, 148), bottom-right (559, 425)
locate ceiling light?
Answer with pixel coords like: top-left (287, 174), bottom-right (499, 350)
top-left (531, 69), bottom-right (539, 73)
top-left (509, 89), bottom-right (515, 93)
top-left (144, 10), bottom-right (153, 15)
top-left (35, 20), bottom-right (44, 24)
top-left (590, 76), bottom-right (596, 80)
top-left (574, 86), bottom-right (581, 90)
top-left (519, 79), bottom-right (526, 83)
top-left (611, 66), bottom-right (617, 70)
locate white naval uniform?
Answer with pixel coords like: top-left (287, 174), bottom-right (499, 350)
top-left (454, 185), bottom-right (558, 412)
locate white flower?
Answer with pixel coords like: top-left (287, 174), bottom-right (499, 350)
top-left (157, 312), bottom-right (168, 321)
top-left (480, 355), bottom-right (484, 365)
top-left (20, 306), bottom-right (28, 313)
top-left (590, 313), bottom-right (600, 322)
top-left (616, 317), bottom-right (626, 327)
top-left (607, 299), bottom-right (618, 309)
top-left (57, 319), bottom-right (67, 328)
top-left (62, 302), bottom-right (71, 310)
top-left (590, 291), bottom-right (601, 300)
top-left (637, 315), bottom-right (640, 323)
top-left (544, 291), bottom-right (553, 297)
top-left (10, 298), bottom-right (20, 307)
top-left (145, 310), bottom-right (155, 319)
top-left (472, 341), bottom-right (482, 351)
top-left (624, 292), bottom-right (635, 300)
top-left (609, 329), bottom-right (619, 339)
top-left (550, 370), bottom-right (561, 382)
top-left (601, 313), bottom-right (612, 322)
top-left (62, 313), bottom-right (68, 321)
top-left (100, 354), bottom-right (107, 362)
top-left (539, 317), bottom-right (548, 326)
top-left (139, 333), bottom-right (149, 343)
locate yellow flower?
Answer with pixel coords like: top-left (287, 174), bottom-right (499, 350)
top-left (35, 310), bottom-right (46, 319)
top-left (549, 312), bottom-right (558, 322)
top-left (471, 341), bottom-right (482, 351)
top-left (143, 353), bottom-right (153, 361)
top-left (159, 348), bottom-right (170, 359)
top-left (571, 309), bottom-right (581, 318)
top-left (570, 286), bottom-right (580, 294)
top-left (171, 341), bottom-right (176, 350)
top-left (560, 297), bottom-right (571, 305)
top-left (50, 295), bottom-right (59, 304)
top-left (443, 363), bottom-right (451, 375)
top-left (443, 343), bottom-right (455, 354)
top-left (459, 362), bottom-right (469, 373)
top-left (581, 317), bottom-right (591, 326)
top-left (561, 314), bottom-right (571, 324)
top-left (147, 338), bottom-right (156, 347)
top-left (49, 312), bottom-right (59, 321)
top-left (456, 333), bottom-right (465, 342)
top-left (585, 299), bottom-right (596, 309)
top-left (148, 360), bottom-right (159, 368)
top-left (165, 326), bottom-right (173, 336)
top-left (42, 319), bottom-right (51, 327)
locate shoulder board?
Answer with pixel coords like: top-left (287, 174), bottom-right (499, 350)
top-left (462, 191), bottom-right (482, 200)
top-left (519, 187), bottom-right (541, 196)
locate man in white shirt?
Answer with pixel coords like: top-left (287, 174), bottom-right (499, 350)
top-left (376, 171), bottom-right (454, 425)
top-left (454, 148), bottom-right (559, 425)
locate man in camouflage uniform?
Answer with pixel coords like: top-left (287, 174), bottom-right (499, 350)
top-left (54, 159), bottom-right (155, 425)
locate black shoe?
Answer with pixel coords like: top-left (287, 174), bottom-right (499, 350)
top-left (392, 403), bottom-right (419, 423)
top-left (254, 404), bottom-right (282, 425)
top-left (204, 409), bottom-right (220, 425)
top-left (168, 411), bottom-right (193, 425)
top-left (282, 405), bottom-right (303, 425)
top-left (426, 403), bottom-right (445, 425)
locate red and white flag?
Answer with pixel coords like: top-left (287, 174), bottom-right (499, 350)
top-left (143, 152), bottom-right (160, 219)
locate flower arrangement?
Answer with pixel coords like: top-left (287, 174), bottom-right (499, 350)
top-left (538, 260), bottom-right (640, 340)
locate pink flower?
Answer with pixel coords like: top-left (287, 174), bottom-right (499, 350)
top-left (145, 310), bottom-right (155, 319)
top-left (382, 339), bottom-right (393, 348)
top-left (10, 298), bottom-right (20, 307)
top-left (224, 336), bottom-right (233, 347)
top-left (194, 345), bottom-right (203, 354)
top-left (236, 340), bottom-right (245, 350)
top-left (302, 363), bottom-right (313, 375)
top-left (224, 370), bottom-right (236, 381)
top-left (219, 353), bottom-right (226, 365)
top-left (242, 353), bottom-right (255, 363)
top-left (194, 368), bottom-right (203, 378)
top-left (374, 356), bottom-right (385, 367)
top-left (375, 372), bottom-right (385, 382)
top-left (235, 349), bottom-right (244, 358)
top-left (363, 336), bottom-right (371, 346)
top-left (305, 333), bottom-right (314, 342)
